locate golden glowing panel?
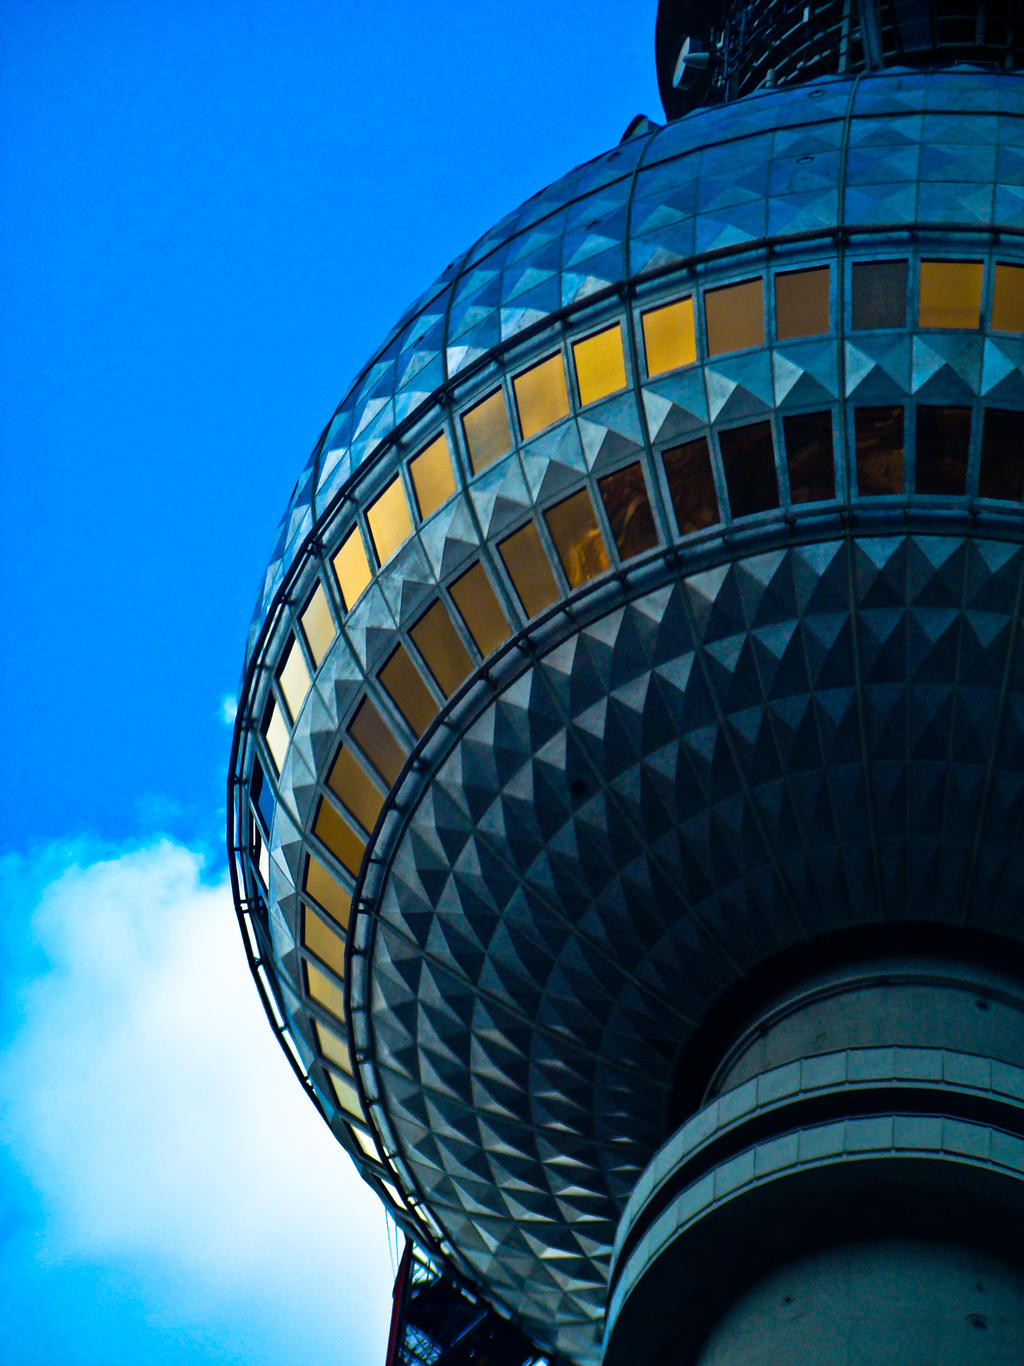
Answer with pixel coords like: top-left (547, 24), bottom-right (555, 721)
top-left (499, 522), bottom-right (560, 617)
top-left (411, 601), bottom-right (473, 697)
top-left (641, 297), bottom-right (697, 377)
top-left (277, 636), bottom-right (311, 724)
top-left (303, 854), bottom-right (352, 930)
top-left (306, 960), bottom-right (346, 1022)
top-left (450, 562), bottom-right (511, 656)
top-left (313, 798), bottom-right (365, 878)
top-left (300, 584), bottom-right (335, 668)
top-left (327, 746), bottom-right (384, 834)
top-left (409, 433), bottom-right (456, 519)
top-left (705, 278), bottom-right (765, 355)
top-left (333, 526), bottom-right (372, 610)
top-left (263, 699), bottom-right (290, 774)
top-left (572, 325), bottom-right (627, 406)
top-left (462, 389), bottom-right (512, 474)
top-left (379, 645), bottom-right (438, 737)
top-left (775, 267), bottom-right (829, 340)
top-left (314, 1019), bottom-right (352, 1074)
top-left (598, 463), bottom-right (658, 560)
top-left (544, 489), bottom-right (611, 589)
top-left (367, 475), bottom-right (414, 566)
top-left (347, 697), bottom-right (406, 786)
top-left (992, 263), bottom-right (1024, 334)
top-left (513, 353), bottom-right (570, 440)
top-left (328, 1069), bottom-right (363, 1118)
top-left (303, 907), bottom-right (346, 976)
top-left (918, 260), bottom-right (983, 329)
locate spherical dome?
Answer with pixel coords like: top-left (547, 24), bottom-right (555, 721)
top-left (231, 66), bottom-right (1024, 1364)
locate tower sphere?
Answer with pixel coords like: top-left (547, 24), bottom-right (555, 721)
top-left (231, 7), bottom-right (1024, 1363)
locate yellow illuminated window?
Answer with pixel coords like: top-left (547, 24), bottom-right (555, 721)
top-left (332, 526), bottom-right (373, 610)
top-left (410, 601), bottom-right (473, 697)
top-left (303, 906), bottom-right (346, 976)
top-left (313, 798), bottom-right (365, 878)
top-left (314, 1019), bottom-right (352, 1074)
top-left (327, 746), bottom-right (384, 834)
top-left (642, 297), bottom-right (697, 377)
top-left (572, 325), bottom-right (627, 406)
top-left (462, 389), bottom-right (512, 473)
top-left (305, 960), bottom-right (346, 1022)
top-left (328, 1069), bottom-right (363, 1118)
top-left (277, 636), bottom-right (311, 724)
top-left (775, 267), bottom-right (829, 340)
top-left (992, 263), bottom-right (1024, 334)
top-left (347, 697), bottom-right (406, 786)
top-left (498, 522), bottom-right (560, 617)
top-left (409, 433), bottom-right (456, 519)
top-left (449, 562), bottom-right (511, 656)
top-left (514, 353), bottom-right (570, 440)
top-left (705, 278), bottom-right (765, 355)
top-left (300, 583), bottom-right (336, 669)
top-left (367, 475), bottom-right (414, 566)
top-left (262, 699), bottom-right (289, 774)
top-left (544, 489), bottom-right (611, 589)
top-left (918, 260), bottom-right (983, 329)
top-left (303, 854), bottom-right (352, 930)
top-left (598, 463), bottom-right (657, 560)
top-left (378, 645), bottom-right (438, 737)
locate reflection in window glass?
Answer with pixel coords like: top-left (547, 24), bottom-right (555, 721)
top-left (783, 411), bottom-right (835, 503)
top-left (327, 747), bottom-right (384, 834)
top-left (462, 389), bottom-right (513, 474)
top-left (855, 407), bottom-right (905, 495)
top-left (300, 583), bottom-right (335, 668)
top-left (544, 489), bottom-right (611, 589)
top-left (333, 526), bottom-right (373, 610)
top-left (409, 433), bottom-right (456, 520)
top-left (705, 278), bottom-right (765, 356)
top-left (277, 636), bottom-right (311, 724)
top-left (916, 406), bottom-right (970, 496)
top-left (775, 267), bottom-right (830, 340)
top-left (992, 264), bottom-right (1024, 334)
top-left (663, 438), bottom-right (719, 534)
top-left (979, 408), bottom-right (1024, 501)
top-left (642, 297), bottom-right (697, 377)
top-left (306, 960), bottom-right (346, 1022)
top-left (919, 260), bottom-right (983, 329)
top-left (328, 1069), bottom-right (362, 1118)
top-left (313, 797), bottom-right (366, 878)
top-left (314, 1019), bottom-right (352, 1074)
top-left (514, 354), bottom-right (570, 440)
top-left (347, 697), bottom-right (406, 786)
top-left (450, 563), bottom-right (511, 656)
top-left (719, 422), bottom-right (779, 518)
top-left (367, 475), bottom-right (414, 566)
top-left (598, 463), bottom-right (658, 560)
top-left (499, 522), bottom-right (561, 617)
top-left (304, 854), bottom-right (352, 930)
top-left (378, 645), bottom-right (438, 737)
top-left (851, 260), bottom-right (908, 330)
top-left (350, 1124), bottom-right (379, 1161)
top-left (410, 600), bottom-right (473, 697)
top-left (303, 907), bottom-right (346, 976)
top-left (573, 325), bottom-right (627, 405)
top-left (250, 758), bottom-right (274, 835)
top-left (263, 698), bottom-right (289, 774)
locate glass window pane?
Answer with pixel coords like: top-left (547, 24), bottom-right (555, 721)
top-left (409, 433), bottom-right (456, 520)
top-left (498, 522), bottom-right (561, 617)
top-left (598, 463), bottom-right (658, 560)
top-left (367, 475), bottom-right (414, 566)
top-left (314, 1019), bottom-right (351, 1074)
top-left (775, 267), bottom-right (829, 340)
top-left (333, 526), bottom-right (373, 610)
top-left (450, 562), bottom-right (511, 656)
top-left (303, 907), bottom-right (346, 976)
top-left (783, 411), bottom-right (835, 503)
top-left (410, 600), bottom-right (474, 697)
top-left (250, 758), bottom-right (274, 834)
top-left (349, 1124), bottom-right (379, 1161)
top-left (263, 698), bottom-right (289, 774)
top-left (663, 437), bottom-right (719, 534)
top-left (544, 489), bottom-right (611, 589)
top-left (573, 324), bottom-right (627, 405)
top-left (705, 278), bottom-right (765, 356)
top-left (642, 297), bottom-right (696, 377)
top-left (916, 406), bottom-right (970, 496)
top-left (992, 263), bottom-right (1024, 334)
top-left (277, 636), bottom-right (311, 724)
top-left (300, 583), bottom-right (335, 668)
top-left (719, 422), bottom-right (778, 518)
top-left (462, 389), bottom-right (512, 474)
top-left (855, 406), bottom-right (905, 495)
top-left (313, 798), bottom-right (365, 878)
top-left (514, 353), bottom-right (570, 440)
top-left (304, 854), bottom-right (352, 930)
top-left (378, 644), bottom-right (438, 737)
top-left (306, 960), bottom-right (345, 1022)
top-left (346, 697), bottom-right (406, 786)
top-left (851, 260), bottom-right (908, 330)
top-left (328, 1068), bottom-right (362, 1118)
top-left (979, 408), bottom-right (1024, 500)
top-left (327, 746), bottom-right (384, 834)
top-left (919, 260), bottom-right (983, 329)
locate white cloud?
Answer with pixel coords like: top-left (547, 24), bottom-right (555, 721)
top-left (0, 840), bottom-right (394, 1364)
top-left (220, 695), bottom-right (238, 726)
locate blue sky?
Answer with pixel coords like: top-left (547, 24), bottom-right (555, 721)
top-left (0, 4), bottom-right (658, 1362)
